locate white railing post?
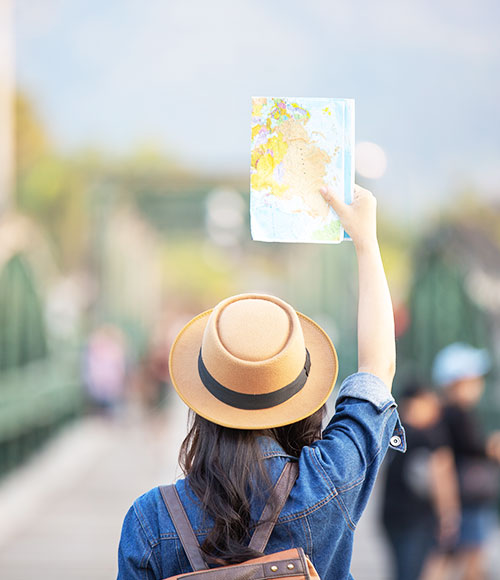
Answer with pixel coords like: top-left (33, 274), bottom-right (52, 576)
top-left (0, 0), bottom-right (15, 215)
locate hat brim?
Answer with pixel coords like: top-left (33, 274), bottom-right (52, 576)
top-left (169, 308), bottom-right (338, 429)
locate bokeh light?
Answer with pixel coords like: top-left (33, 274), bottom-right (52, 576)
top-left (355, 141), bottom-right (388, 180)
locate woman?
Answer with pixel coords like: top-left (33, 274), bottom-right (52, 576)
top-left (117, 185), bottom-right (405, 579)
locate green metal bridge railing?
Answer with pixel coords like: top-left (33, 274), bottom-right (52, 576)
top-left (0, 353), bottom-right (83, 478)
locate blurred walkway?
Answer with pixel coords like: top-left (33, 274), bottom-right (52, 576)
top-left (0, 400), bottom-right (499, 579)
top-left (0, 398), bottom-right (188, 580)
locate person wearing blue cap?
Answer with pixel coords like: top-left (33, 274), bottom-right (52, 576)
top-left (431, 343), bottom-right (500, 580)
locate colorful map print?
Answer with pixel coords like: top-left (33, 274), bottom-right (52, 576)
top-left (251, 97), bottom-right (354, 243)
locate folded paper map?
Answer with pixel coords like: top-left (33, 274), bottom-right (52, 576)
top-left (250, 97), bottom-right (354, 243)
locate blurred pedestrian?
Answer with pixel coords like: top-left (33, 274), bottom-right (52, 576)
top-left (83, 324), bottom-right (128, 416)
top-left (129, 342), bottom-right (170, 416)
top-left (117, 185), bottom-right (406, 579)
top-left (431, 343), bottom-right (500, 580)
top-left (381, 381), bottom-right (459, 580)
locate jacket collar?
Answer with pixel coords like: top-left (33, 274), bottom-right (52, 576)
top-left (257, 435), bottom-right (296, 459)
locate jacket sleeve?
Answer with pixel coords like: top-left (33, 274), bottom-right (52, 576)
top-left (117, 504), bottom-right (159, 580)
top-left (308, 372), bottom-right (405, 527)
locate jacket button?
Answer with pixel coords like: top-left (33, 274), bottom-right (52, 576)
top-left (390, 435), bottom-right (401, 447)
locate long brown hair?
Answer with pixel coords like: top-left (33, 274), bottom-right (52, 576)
top-left (178, 407), bottom-right (325, 565)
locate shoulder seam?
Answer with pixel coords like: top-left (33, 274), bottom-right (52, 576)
top-left (134, 498), bottom-right (158, 549)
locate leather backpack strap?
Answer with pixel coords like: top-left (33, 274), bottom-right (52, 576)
top-left (159, 485), bottom-right (209, 571)
top-left (248, 460), bottom-right (299, 553)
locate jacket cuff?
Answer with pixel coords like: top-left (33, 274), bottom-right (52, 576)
top-left (337, 372), bottom-right (395, 411)
top-left (337, 372), bottom-right (406, 453)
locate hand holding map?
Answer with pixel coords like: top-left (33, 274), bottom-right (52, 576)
top-left (251, 97), bottom-right (354, 243)
top-left (320, 184), bottom-right (377, 250)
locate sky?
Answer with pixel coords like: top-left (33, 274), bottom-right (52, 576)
top-left (13, 0), bottom-right (500, 216)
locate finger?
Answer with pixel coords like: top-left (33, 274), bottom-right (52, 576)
top-left (353, 183), bottom-right (375, 202)
top-left (354, 183), bottom-right (371, 194)
top-left (319, 186), bottom-right (348, 215)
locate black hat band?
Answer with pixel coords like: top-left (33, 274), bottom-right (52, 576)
top-left (197, 349), bottom-right (311, 410)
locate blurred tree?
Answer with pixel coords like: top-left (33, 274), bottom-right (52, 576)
top-left (449, 190), bottom-right (500, 246)
top-left (15, 93), bottom-right (50, 174)
top-left (161, 240), bottom-right (240, 306)
top-left (377, 216), bottom-right (416, 302)
top-left (397, 236), bottom-right (490, 383)
top-left (15, 93), bottom-right (89, 270)
top-left (396, 219), bottom-right (500, 432)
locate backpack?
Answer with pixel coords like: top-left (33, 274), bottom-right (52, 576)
top-left (160, 461), bottom-right (320, 580)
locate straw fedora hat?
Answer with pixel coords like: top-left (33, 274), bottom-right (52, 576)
top-left (169, 293), bottom-right (338, 429)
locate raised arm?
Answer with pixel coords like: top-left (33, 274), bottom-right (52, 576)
top-left (320, 185), bottom-right (396, 389)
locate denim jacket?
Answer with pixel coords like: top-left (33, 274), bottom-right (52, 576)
top-left (118, 372), bottom-right (406, 580)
